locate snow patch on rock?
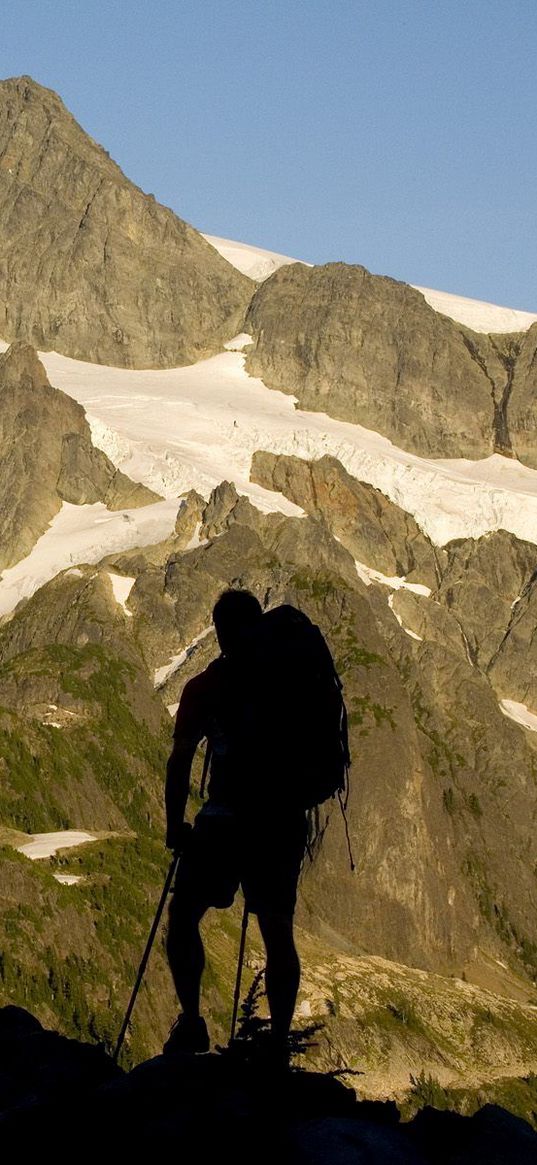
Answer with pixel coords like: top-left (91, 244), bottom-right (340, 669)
top-left (0, 500), bottom-right (179, 617)
top-left (154, 627), bottom-right (213, 689)
top-left (355, 562), bottom-right (431, 596)
top-left (387, 594), bottom-right (423, 641)
top-left (499, 699), bottom-right (537, 732)
top-left (107, 571), bottom-right (135, 615)
top-left (17, 831), bottom-right (97, 860)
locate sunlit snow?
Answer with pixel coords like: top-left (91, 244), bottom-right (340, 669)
top-left (19, 346), bottom-right (537, 555)
top-left (17, 831), bottom-right (97, 860)
top-left (203, 234), bottom-right (305, 282)
top-left (0, 499), bottom-right (180, 617)
top-left (499, 700), bottom-right (537, 733)
top-left (355, 563), bottom-right (431, 595)
top-left (2, 271), bottom-right (537, 621)
top-left (154, 627), bottom-right (213, 688)
top-left (107, 572), bottom-right (135, 616)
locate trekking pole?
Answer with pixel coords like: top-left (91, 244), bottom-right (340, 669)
top-left (113, 851), bottom-right (180, 1063)
top-left (229, 900), bottom-right (249, 1044)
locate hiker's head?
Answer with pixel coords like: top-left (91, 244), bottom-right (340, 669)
top-left (212, 589), bottom-right (262, 656)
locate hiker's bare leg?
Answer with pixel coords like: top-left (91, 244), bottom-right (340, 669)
top-left (257, 910), bottom-right (300, 1044)
top-left (167, 898), bottom-right (207, 1019)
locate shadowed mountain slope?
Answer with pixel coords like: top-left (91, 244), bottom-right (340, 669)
top-left (1, 1006), bottom-right (537, 1163)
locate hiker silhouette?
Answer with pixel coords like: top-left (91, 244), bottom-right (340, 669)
top-left (164, 588), bottom-right (349, 1063)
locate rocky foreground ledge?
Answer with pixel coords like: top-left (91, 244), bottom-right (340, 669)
top-left (1, 1008), bottom-right (537, 1163)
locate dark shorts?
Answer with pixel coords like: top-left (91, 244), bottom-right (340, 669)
top-left (170, 807), bottom-right (308, 918)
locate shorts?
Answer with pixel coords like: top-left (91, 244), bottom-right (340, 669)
top-left (170, 806), bottom-right (308, 918)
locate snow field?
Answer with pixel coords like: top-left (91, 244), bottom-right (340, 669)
top-left (30, 346), bottom-right (537, 554)
top-left (1, 248), bottom-right (537, 623)
top-left (2, 335), bottom-right (537, 621)
top-left (0, 499), bottom-right (180, 617)
top-left (17, 831), bottom-right (97, 860)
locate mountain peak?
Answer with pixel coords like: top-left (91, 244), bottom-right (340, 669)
top-left (0, 341), bottom-right (50, 389)
top-left (0, 76), bottom-right (253, 368)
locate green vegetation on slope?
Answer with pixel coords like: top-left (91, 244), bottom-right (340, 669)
top-left (0, 643), bottom-right (169, 831)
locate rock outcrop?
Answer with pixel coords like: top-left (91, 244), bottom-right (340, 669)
top-left (487, 568), bottom-right (537, 709)
top-left (432, 530), bottom-right (537, 669)
top-left (251, 451), bottom-right (441, 586)
top-left (0, 76), bottom-right (253, 367)
top-left (3, 467), bottom-right (537, 1077)
top-left (1, 1007), bottom-right (537, 1163)
top-left (502, 323), bottom-right (537, 469)
top-left (244, 263), bottom-right (537, 462)
top-left (0, 343), bottom-right (159, 569)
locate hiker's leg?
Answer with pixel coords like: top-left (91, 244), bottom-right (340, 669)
top-left (167, 895), bottom-right (208, 1019)
top-left (256, 910), bottom-right (300, 1044)
top-left (167, 811), bottom-right (239, 1021)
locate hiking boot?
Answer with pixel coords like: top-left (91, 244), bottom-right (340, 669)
top-left (163, 1014), bottom-right (210, 1056)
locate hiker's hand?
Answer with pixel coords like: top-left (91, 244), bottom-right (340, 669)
top-left (166, 821), bottom-right (192, 854)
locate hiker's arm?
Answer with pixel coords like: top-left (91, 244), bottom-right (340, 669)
top-left (165, 680), bottom-right (204, 850)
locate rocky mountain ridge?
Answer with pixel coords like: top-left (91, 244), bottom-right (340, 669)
top-left (1, 73), bottom-right (537, 1133)
top-left (0, 75), bottom-right (536, 472)
top-left (0, 76), bottom-right (253, 367)
top-left (3, 462), bottom-right (535, 990)
top-left (244, 263), bottom-right (537, 467)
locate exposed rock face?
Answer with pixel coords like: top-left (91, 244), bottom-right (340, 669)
top-left (432, 531), bottom-right (537, 669)
top-left (0, 343), bottom-right (158, 570)
top-left (503, 323), bottom-right (537, 469)
top-left (122, 480), bottom-right (537, 988)
top-left (251, 451), bottom-right (441, 586)
top-left (244, 263), bottom-right (536, 462)
top-left (389, 589), bottom-right (467, 657)
top-left (3, 463), bottom-right (537, 1073)
top-left (174, 489), bottom-right (205, 548)
top-left (0, 76), bottom-right (253, 367)
top-left (487, 569), bottom-right (537, 709)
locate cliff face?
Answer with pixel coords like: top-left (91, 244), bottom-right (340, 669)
top-left (244, 263), bottom-right (537, 464)
top-left (0, 77), bottom-right (253, 367)
top-left (250, 451), bottom-right (442, 585)
top-left (0, 343), bottom-right (159, 570)
top-left (504, 323), bottom-right (537, 469)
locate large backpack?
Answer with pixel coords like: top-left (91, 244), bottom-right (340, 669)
top-left (224, 604), bottom-right (350, 810)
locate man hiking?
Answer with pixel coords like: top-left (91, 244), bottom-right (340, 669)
top-left (164, 589), bottom-right (308, 1064)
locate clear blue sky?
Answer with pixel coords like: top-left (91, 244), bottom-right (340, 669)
top-left (3, 0), bottom-right (536, 308)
